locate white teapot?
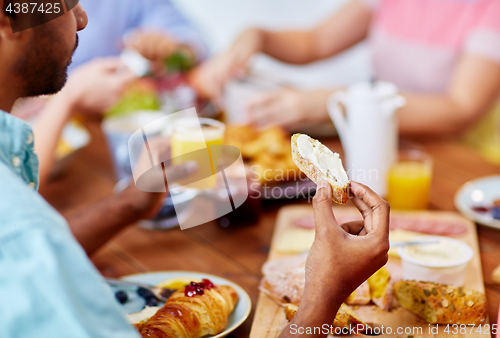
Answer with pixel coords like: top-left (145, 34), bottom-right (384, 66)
top-left (328, 81), bottom-right (406, 196)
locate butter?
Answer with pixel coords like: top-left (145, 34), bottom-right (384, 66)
top-left (404, 241), bottom-right (467, 265)
top-left (296, 134), bottom-right (348, 186)
top-left (127, 306), bottom-right (161, 324)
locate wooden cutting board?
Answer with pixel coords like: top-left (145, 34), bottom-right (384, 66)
top-left (250, 205), bottom-right (490, 338)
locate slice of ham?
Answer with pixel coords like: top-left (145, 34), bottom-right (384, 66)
top-left (293, 215), bottom-right (316, 229)
top-left (390, 215), bottom-right (468, 236)
top-left (293, 212), bottom-right (468, 236)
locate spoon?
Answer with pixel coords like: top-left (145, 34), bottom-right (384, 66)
top-left (390, 240), bottom-right (440, 248)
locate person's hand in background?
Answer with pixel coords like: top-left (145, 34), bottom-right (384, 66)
top-left (125, 30), bottom-right (179, 62)
top-left (244, 88), bottom-right (333, 130)
top-left (62, 57), bottom-right (136, 115)
top-left (33, 57), bottom-right (135, 189)
top-left (124, 29), bottom-right (196, 75)
top-left (279, 181), bottom-right (390, 337)
top-left (194, 28), bottom-right (263, 101)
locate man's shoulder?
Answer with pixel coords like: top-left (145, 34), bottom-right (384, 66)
top-left (0, 161), bottom-right (67, 237)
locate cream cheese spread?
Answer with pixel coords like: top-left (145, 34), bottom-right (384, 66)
top-left (297, 134), bottom-right (349, 186)
top-left (405, 240), bottom-right (467, 265)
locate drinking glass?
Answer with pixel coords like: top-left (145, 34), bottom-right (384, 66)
top-left (387, 150), bottom-right (433, 210)
top-left (171, 117), bottom-right (226, 190)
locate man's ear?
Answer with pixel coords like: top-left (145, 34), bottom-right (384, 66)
top-left (0, 0), bottom-right (24, 40)
top-left (0, 0), bottom-right (14, 37)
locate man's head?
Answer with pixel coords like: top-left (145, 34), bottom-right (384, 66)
top-left (0, 1), bottom-right (87, 104)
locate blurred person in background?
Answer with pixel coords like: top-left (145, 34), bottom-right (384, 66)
top-left (71, 0), bottom-right (207, 68)
top-left (13, 0), bottom-right (207, 188)
top-left (196, 0), bottom-right (500, 160)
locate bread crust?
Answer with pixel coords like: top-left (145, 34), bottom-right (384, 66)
top-left (285, 303), bottom-right (370, 332)
top-left (394, 280), bottom-right (487, 325)
top-left (291, 134), bottom-right (349, 204)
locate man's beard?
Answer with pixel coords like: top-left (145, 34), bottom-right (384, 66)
top-left (16, 33), bottom-right (79, 98)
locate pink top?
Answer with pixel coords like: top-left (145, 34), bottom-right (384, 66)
top-left (361, 0), bottom-right (500, 93)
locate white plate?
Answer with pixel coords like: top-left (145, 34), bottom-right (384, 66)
top-left (119, 271), bottom-right (252, 338)
top-left (455, 175), bottom-right (500, 229)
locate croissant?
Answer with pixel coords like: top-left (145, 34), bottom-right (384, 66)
top-left (140, 280), bottom-right (239, 338)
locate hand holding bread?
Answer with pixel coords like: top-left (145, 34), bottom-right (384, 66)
top-left (305, 181), bottom-right (390, 303)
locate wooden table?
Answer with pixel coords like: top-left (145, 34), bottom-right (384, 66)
top-left (43, 122), bottom-right (500, 337)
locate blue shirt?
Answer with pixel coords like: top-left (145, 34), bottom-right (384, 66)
top-left (0, 111), bottom-right (139, 338)
top-left (71, 0), bottom-right (207, 69)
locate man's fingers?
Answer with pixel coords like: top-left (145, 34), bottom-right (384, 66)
top-left (350, 181), bottom-right (390, 237)
top-left (350, 181), bottom-right (373, 218)
top-left (340, 220), bottom-right (365, 235)
top-left (312, 181), bottom-right (340, 235)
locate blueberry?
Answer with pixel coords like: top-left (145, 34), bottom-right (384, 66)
top-left (145, 296), bottom-right (158, 307)
top-left (493, 206), bottom-right (500, 220)
top-left (115, 290), bottom-right (128, 304)
top-left (160, 288), bottom-right (176, 300)
top-left (137, 287), bottom-right (155, 299)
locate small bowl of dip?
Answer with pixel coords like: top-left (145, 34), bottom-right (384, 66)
top-left (398, 236), bottom-right (473, 286)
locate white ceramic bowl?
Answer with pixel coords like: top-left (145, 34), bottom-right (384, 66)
top-left (398, 236), bottom-right (473, 286)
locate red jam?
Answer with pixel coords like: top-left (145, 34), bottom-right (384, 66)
top-left (184, 279), bottom-right (215, 297)
top-left (202, 279), bottom-right (214, 289)
top-left (472, 206), bottom-right (490, 213)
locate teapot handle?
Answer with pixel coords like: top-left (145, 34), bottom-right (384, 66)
top-left (327, 91), bottom-right (350, 150)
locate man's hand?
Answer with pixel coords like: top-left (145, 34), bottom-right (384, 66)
top-left (68, 137), bottom-right (198, 256)
top-left (194, 28), bottom-right (263, 100)
top-left (118, 159), bottom-right (198, 221)
top-left (243, 88), bottom-right (331, 130)
top-left (305, 180), bottom-right (390, 307)
top-left (125, 137), bottom-right (199, 220)
top-left (62, 57), bottom-right (136, 115)
top-left (279, 181), bottom-right (390, 338)
top-left (124, 30), bottom-right (181, 62)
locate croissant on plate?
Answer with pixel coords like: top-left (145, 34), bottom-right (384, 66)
top-left (140, 279), bottom-right (239, 338)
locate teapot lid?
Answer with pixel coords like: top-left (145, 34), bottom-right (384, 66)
top-left (348, 81), bottom-right (399, 102)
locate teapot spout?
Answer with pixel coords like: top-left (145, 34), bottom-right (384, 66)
top-left (383, 96), bottom-right (406, 116)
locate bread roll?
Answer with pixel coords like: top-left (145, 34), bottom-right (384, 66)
top-left (394, 280), bottom-right (487, 325)
top-left (284, 303), bottom-right (369, 332)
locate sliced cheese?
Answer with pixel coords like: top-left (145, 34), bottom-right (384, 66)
top-left (275, 228), bottom-right (315, 253)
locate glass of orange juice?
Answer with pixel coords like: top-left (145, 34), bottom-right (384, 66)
top-left (387, 150), bottom-right (433, 210)
top-left (171, 117), bottom-right (225, 190)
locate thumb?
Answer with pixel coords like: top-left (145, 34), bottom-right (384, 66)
top-left (312, 181), bottom-right (339, 235)
top-left (164, 161), bottom-right (199, 183)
